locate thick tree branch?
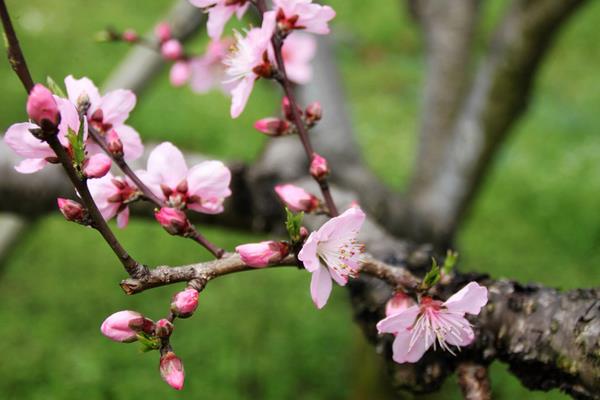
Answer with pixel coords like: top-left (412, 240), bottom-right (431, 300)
top-left (457, 362), bottom-right (492, 400)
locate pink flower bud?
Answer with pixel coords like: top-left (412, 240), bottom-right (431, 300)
top-left (155, 22), bottom-right (172, 42)
top-left (274, 184), bottom-right (319, 213)
top-left (57, 198), bottom-right (86, 223)
top-left (26, 84), bottom-right (59, 126)
top-left (170, 288), bottom-right (199, 318)
top-left (170, 61), bottom-right (191, 87)
top-left (155, 319), bottom-right (174, 337)
top-left (122, 29), bottom-right (138, 42)
top-left (385, 292), bottom-right (416, 317)
top-left (155, 207), bottom-right (191, 236)
top-left (161, 39), bottom-right (183, 61)
top-left (106, 129), bottom-right (124, 157)
top-left (281, 96), bottom-right (301, 121)
top-left (253, 118), bottom-right (291, 136)
top-left (83, 153), bottom-right (112, 179)
top-left (305, 101), bottom-right (322, 123)
top-left (299, 226), bottom-right (309, 241)
top-left (160, 352), bottom-right (185, 390)
top-left (100, 310), bottom-right (143, 342)
top-left (309, 153), bottom-right (329, 181)
top-left (235, 241), bottom-right (289, 268)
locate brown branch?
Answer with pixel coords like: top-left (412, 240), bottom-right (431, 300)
top-left (457, 362), bottom-right (492, 400)
top-left (120, 253), bottom-right (419, 295)
top-left (0, 0), bottom-right (33, 92)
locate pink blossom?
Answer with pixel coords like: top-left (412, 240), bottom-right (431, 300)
top-left (170, 61), bottom-right (192, 87)
top-left (376, 282), bottom-right (488, 364)
top-left (223, 11), bottom-right (276, 118)
top-left (155, 207), bottom-right (191, 236)
top-left (26, 84), bottom-right (59, 126)
top-left (3, 96), bottom-right (80, 173)
top-left (160, 352), bottom-right (185, 390)
top-left (161, 39), bottom-right (184, 60)
top-left (57, 198), bottom-right (86, 223)
top-left (278, 32), bottom-right (317, 84)
top-left (309, 152), bottom-right (329, 180)
top-left (298, 206), bottom-right (366, 309)
top-left (83, 153), bottom-right (112, 178)
top-left (189, 39), bottom-right (232, 94)
top-left (274, 184), bottom-right (319, 212)
top-left (88, 172), bottom-right (138, 228)
top-left (155, 22), bottom-right (172, 42)
top-left (236, 241), bottom-right (289, 268)
top-left (385, 292), bottom-right (416, 317)
top-left (273, 0), bottom-right (336, 34)
top-left (171, 288), bottom-right (199, 318)
top-left (122, 29), bottom-right (138, 43)
top-left (139, 142), bottom-right (231, 214)
top-left (254, 117), bottom-right (291, 136)
top-left (64, 75), bottom-right (143, 161)
top-left (188, 0), bottom-right (250, 40)
top-left (100, 310), bottom-right (143, 342)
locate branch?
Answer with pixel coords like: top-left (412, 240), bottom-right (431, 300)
top-left (0, 0), bottom-right (33, 92)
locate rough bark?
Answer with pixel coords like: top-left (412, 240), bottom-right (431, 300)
top-left (395, 0), bottom-right (589, 247)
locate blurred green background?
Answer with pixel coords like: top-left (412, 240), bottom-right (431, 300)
top-left (1, 0), bottom-right (599, 399)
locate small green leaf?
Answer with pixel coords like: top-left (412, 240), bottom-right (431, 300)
top-left (421, 257), bottom-right (441, 290)
top-left (285, 208), bottom-right (304, 243)
top-left (46, 76), bottom-right (66, 98)
top-left (442, 250), bottom-right (458, 275)
top-left (137, 332), bottom-right (160, 352)
top-left (66, 127), bottom-right (85, 166)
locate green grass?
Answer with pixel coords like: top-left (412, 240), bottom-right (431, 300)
top-left (2, 0), bottom-right (600, 398)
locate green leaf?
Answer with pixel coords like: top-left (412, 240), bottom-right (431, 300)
top-left (66, 127), bottom-right (85, 166)
top-left (285, 208), bottom-right (304, 243)
top-left (137, 332), bottom-right (160, 352)
top-left (46, 76), bottom-right (66, 98)
top-left (442, 250), bottom-right (459, 275)
top-left (421, 257), bottom-right (441, 290)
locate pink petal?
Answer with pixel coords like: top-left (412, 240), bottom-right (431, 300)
top-left (113, 125), bottom-right (144, 161)
top-left (4, 122), bottom-right (53, 158)
top-left (391, 329), bottom-right (431, 364)
top-left (14, 158), bottom-right (48, 173)
top-left (146, 142), bottom-right (188, 188)
top-left (88, 173), bottom-right (120, 220)
top-left (317, 206), bottom-right (366, 241)
top-left (310, 264), bottom-right (332, 309)
top-left (98, 89), bottom-right (136, 126)
top-left (186, 160), bottom-right (231, 214)
top-left (230, 76), bottom-right (256, 118)
top-left (116, 207), bottom-right (130, 229)
top-left (297, 231), bottom-right (320, 272)
top-left (439, 312), bottom-right (475, 347)
top-left (189, 0), bottom-right (217, 7)
top-left (443, 282), bottom-right (488, 315)
top-left (376, 305), bottom-right (420, 334)
top-left (206, 4), bottom-right (236, 39)
top-left (64, 75), bottom-right (101, 111)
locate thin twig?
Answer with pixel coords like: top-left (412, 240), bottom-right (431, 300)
top-left (0, 0), bottom-right (33, 92)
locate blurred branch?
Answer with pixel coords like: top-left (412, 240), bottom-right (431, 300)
top-left (393, 0), bottom-right (589, 247)
top-left (457, 362), bottom-right (491, 400)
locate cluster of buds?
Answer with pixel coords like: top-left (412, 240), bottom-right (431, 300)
top-left (254, 97), bottom-right (322, 137)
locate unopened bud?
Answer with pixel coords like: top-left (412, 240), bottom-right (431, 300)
top-left (155, 22), bottom-right (172, 42)
top-left (155, 207), bottom-right (191, 236)
top-left (235, 241), bottom-right (289, 268)
top-left (155, 319), bottom-right (174, 338)
top-left (160, 352), bottom-right (185, 391)
top-left (106, 129), bottom-right (124, 157)
top-left (281, 96), bottom-right (301, 121)
top-left (305, 101), bottom-right (322, 124)
top-left (57, 198), bottom-right (87, 224)
top-left (309, 153), bottom-right (329, 181)
top-left (385, 292), bottom-right (416, 317)
top-left (128, 316), bottom-right (156, 335)
top-left (83, 153), bottom-right (112, 179)
top-left (253, 118), bottom-right (291, 136)
top-left (122, 29), bottom-right (138, 42)
top-left (299, 226), bottom-right (309, 241)
top-left (274, 184), bottom-right (319, 213)
top-left (26, 84), bottom-right (59, 127)
top-left (170, 61), bottom-right (191, 87)
top-left (170, 288), bottom-right (199, 318)
top-left (100, 310), bottom-right (143, 343)
top-left (161, 39), bottom-right (183, 61)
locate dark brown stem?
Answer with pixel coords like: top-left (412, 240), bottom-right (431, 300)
top-left (0, 0), bottom-right (34, 92)
top-left (46, 136), bottom-right (147, 278)
top-left (188, 228), bottom-right (225, 258)
top-left (457, 362), bottom-right (492, 400)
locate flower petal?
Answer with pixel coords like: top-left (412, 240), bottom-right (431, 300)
top-left (117, 207), bottom-right (130, 229)
top-left (99, 89), bottom-right (136, 126)
top-left (65, 75), bottom-right (101, 111)
top-left (310, 264), bottom-right (332, 309)
top-left (4, 122), bottom-right (53, 158)
top-left (230, 76), bottom-right (256, 119)
top-left (114, 124), bottom-right (144, 161)
top-left (187, 160), bottom-right (231, 212)
top-left (146, 142), bottom-right (188, 188)
top-left (443, 282), bottom-right (488, 315)
top-left (391, 328), bottom-right (431, 364)
top-left (376, 305), bottom-right (420, 334)
top-left (14, 158), bottom-right (48, 173)
top-left (297, 231), bottom-right (320, 272)
top-left (317, 206), bottom-right (366, 241)
top-left (206, 4), bottom-right (236, 40)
